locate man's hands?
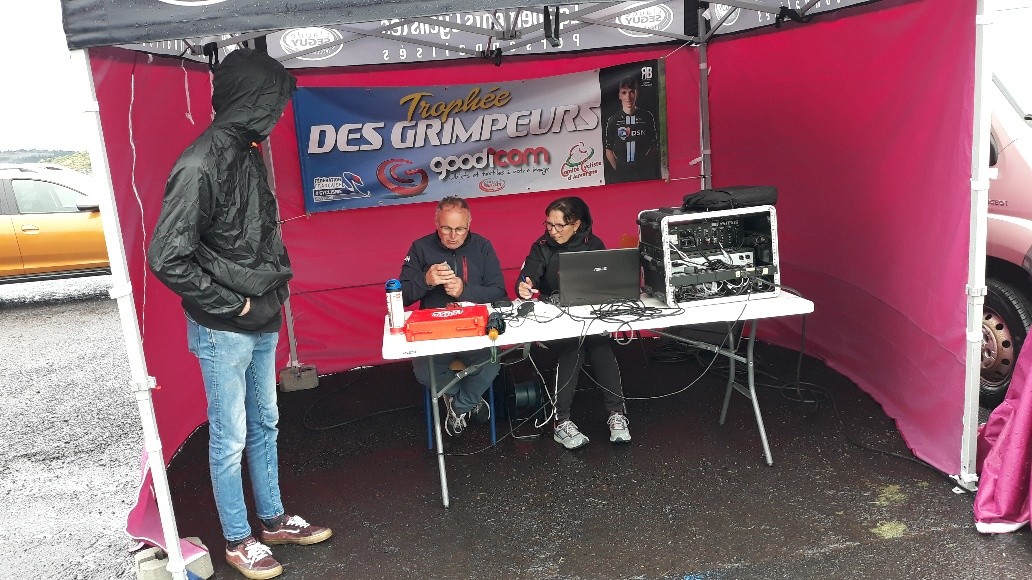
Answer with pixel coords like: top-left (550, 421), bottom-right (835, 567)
top-left (443, 277), bottom-right (464, 298)
top-left (426, 262), bottom-right (464, 298)
top-left (425, 262), bottom-right (454, 287)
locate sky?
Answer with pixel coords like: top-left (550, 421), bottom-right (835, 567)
top-left (0, 2), bottom-right (92, 151)
top-left (0, 2), bottom-right (1028, 153)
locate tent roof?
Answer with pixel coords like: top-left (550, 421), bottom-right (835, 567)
top-left (60, 0), bottom-right (874, 52)
top-left (61, 0), bottom-right (532, 50)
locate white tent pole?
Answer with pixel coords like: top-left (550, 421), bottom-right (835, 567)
top-left (960, 0), bottom-right (994, 489)
top-left (697, 6), bottom-right (712, 189)
top-left (71, 49), bottom-right (188, 580)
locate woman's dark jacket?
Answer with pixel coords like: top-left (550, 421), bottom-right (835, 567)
top-left (515, 228), bottom-right (606, 301)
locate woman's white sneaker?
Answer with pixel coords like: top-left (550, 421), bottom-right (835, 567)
top-left (608, 413), bottom-right (631, 443)
top-left (554, 420), bottom-right (590, 449)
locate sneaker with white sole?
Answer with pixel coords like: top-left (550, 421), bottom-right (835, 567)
top-left (554, 420), bottom-right (590, 449)
top-left (260, 514), bottom-right (333, 546)
top-left (225, 537), bottom-right (282, 580)
top-left (608, 413), bottom-right (631, 443)
top-left (443, 395), bottom-right (470, 436)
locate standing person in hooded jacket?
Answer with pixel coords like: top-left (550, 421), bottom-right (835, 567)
top-left (148, 49), bottom-right (331, 580)
top-left (399, 196), bottom-right (508, 436)
top-left (516, 196), bottom-right (631, 449)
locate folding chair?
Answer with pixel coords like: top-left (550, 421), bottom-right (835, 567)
top-left (422, 358), bottom-right (498, 450)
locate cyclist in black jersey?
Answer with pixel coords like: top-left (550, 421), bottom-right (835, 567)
top-left (603, 77), bottom-right (659, 183)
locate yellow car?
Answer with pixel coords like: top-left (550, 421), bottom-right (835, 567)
top-left (0, 168), bottom-right (109, 283)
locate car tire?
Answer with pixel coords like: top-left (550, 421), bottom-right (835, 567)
top-left (981, 277), bottom-right (1032, 408)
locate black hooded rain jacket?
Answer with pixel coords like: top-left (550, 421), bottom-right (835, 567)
top-left (147, 49), bottom-right (297, 333)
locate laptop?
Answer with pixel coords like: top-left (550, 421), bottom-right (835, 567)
top-left (555, 248), bottom-right (642, 306)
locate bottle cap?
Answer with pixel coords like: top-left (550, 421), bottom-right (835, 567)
top-left (386, 279), bottom-right (401, 291)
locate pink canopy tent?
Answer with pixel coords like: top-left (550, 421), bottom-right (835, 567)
top-left (61, 0), bottom-right (991, 576)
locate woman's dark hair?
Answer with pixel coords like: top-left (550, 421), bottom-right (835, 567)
top-left (545, 196), bottom-right (593, 230)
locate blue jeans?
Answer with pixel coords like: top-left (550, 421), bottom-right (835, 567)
top-left (186, 317), bottom-right (284, 542)
top-left (412, 348), bottom-right (499, 414)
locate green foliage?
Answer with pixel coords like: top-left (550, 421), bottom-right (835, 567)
top-left (45, 151), bottom-right (92, 173)
top-left (0, 149), bottom-right (75, 164)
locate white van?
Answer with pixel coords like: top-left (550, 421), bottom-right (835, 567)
top-left (982, 73), bottom-right (1032, 407)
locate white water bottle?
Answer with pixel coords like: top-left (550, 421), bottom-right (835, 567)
top-left (386, 279), bottom-right (405, 334)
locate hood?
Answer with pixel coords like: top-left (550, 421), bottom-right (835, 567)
top-left (211, 48), bottom-right (297, 143)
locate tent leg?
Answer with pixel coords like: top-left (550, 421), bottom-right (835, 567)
top-left (72, 49), bottom-right (188, 580)
top-left (958, 0), bottom-right (995, 491)
top-left (697, 6), bottom-right (712, 190)
top-left (259, 137), bottom-right (318, 391)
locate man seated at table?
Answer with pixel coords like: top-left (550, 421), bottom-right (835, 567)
top-left (398, 196), bottom-right (508, 436)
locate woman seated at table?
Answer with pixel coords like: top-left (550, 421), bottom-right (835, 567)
top-left (515, 196), bottom-right (631, 449)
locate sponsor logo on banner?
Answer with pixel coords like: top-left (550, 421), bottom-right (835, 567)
top-left (560, 142), bottom-right (603, 180)
top-left (709, 4), bottom-right (741, 27)
top-left (377, 159), bottom-right (430, 197)
top-left (157, 0), bottom-right (229, 5)
top-left (640, 65), bottom-right (655, 89)
top-left (291, 59), bottom-right (659, 211)
top-left (617, 127), bottom-right (647, 141)
top-left (431, 309), bottom-right (462, 318)
top-left (479, 178), bottom-right (505, 193)
top-left (280, 28), bottom-right (344, 60)
top-left (312, 173), bottom-right (371, 202)
top-left (429, 146), bottom-right (551, 181)
top-left (617, 3), bottom-right (675, 37)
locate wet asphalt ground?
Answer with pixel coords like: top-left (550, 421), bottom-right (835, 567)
top-left (4, 276), bottom-right (1032, 579)
top-left (0, 275), bottom-right (139, 579)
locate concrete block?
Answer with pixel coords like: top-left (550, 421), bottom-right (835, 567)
top-left (183, 537), bottom-right (214, 579)
top-left (279, 363), bottom-right (319, 391)
top-left (133, 538), bottom-right (213, 580)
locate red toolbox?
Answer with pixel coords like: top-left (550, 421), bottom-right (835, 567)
top-left (403, 304), bottom-right (489, 342)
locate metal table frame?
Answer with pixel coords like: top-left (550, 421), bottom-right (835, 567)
top-left (654, 318), bottom-right (773, 465)
top-left (383, 293), bottom-right (813, 506)
top-left (423, 343), bottom-right (529, 507)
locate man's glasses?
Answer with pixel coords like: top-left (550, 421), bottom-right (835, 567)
top-left (543, 221), bottom-right (571, 232)
top-left (438, 225), bottom-right (469, 235)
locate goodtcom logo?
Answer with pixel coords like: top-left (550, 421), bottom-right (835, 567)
top-left (431, 310), bottom-right (462, 318)
top-left (430, 147), bottom-right (550, 180)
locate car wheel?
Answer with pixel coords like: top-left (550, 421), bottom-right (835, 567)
top-left (981, 277), bottom-right (1032, 408)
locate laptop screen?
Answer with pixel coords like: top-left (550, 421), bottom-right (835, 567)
top-left (555, 248), bottom-right (642, 306)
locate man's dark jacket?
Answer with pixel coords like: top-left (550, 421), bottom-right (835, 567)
top-left (399, 232), bottom-right (507, 309)
top-left (147, 49), bottom-right (297, 333)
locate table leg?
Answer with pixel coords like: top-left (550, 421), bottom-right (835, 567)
top-left (715, 320), bottom-right (773, 465)
top-left (745, 320), bottom-right (774, 465)
top-left (427, 354), bottom-right (450, 507)
top-left (719, 322), bottom-right (736, 425)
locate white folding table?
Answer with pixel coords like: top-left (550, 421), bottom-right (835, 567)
top-left (382, 293), bottom-right (814, 507)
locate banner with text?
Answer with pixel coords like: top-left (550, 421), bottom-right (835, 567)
top-left (292, 60), bottom-right (663, 212)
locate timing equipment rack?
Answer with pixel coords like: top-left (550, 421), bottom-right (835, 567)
top-left (637, 205), bottom-right (781, 307)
